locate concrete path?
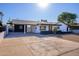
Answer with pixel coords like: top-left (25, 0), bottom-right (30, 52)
top-left (0, 33), bottom-right (79, 56)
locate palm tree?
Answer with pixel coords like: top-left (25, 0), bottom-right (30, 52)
top-left (58, 12), bottom-right (77, 32)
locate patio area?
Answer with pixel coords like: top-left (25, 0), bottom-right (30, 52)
top-left (0, 33), bottom-right (79, 56)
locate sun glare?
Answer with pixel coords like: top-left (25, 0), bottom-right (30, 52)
top-left (38, 3), bottom-right (49, 8)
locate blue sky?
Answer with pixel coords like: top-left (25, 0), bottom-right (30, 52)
top-left (0, 3), bottom-right (79, 24)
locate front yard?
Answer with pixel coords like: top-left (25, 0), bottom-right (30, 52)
top-left (0, 33), bottom-right (79, 56)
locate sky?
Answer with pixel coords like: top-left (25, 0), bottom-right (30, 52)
top-left (0, 3), bottom-right (79, 24)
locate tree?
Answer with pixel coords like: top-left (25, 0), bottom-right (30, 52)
top-left (0, 11), bottom-right (3, 21)
top-left (58, 12), bottom-right (77, 32)
top-left (0, 11), bottom-right (4, 32)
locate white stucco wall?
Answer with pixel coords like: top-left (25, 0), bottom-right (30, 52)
top-left (34, 25), bottom-right (49, 33)
top-left (34, 25), bottom-right (40, 33)
top-left (59, 23), bottom-right (67, 32)
top-left (46, 25), bottom-right (49, 31)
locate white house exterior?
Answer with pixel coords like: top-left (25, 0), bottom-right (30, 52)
top-left (6, 19), bottom-right (61, 34)
top-left (59, 23), bottom-right (67, 32)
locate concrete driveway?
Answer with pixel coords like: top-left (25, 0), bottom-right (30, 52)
top-left (0, 33), bottom-right (79, 56)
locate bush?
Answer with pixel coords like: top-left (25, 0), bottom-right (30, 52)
top-left (0, 25), bottom-right (5, 32)
top-left (40, 31), bottom-right (54, 35)
top-left (0, 27), bottom-right (3, 32)
top-left (56, 30), bottom-right (72, 34)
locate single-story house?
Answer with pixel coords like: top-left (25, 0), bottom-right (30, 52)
top-left (6, 19), bottom-right (61, 34)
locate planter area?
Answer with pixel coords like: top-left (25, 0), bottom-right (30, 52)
top-left (40, 31), bottom-right (73, 35)
top-left (40, 31), bottom-right (54, 35)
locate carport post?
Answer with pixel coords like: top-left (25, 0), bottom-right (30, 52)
top-left (6, 24), bottom-right (9, 34)
top-left (24, 25), bottom-right (26, 34)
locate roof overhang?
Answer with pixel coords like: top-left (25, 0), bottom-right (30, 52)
top-left (10, 20), bottom-right (61, 26)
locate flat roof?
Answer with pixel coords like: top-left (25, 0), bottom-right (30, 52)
top-left (12, 20), bottom-right (38, 25)
top-left (9, 19), bottom-right (61, 26)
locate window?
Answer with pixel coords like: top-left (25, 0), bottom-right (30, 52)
top-left (40, 25), bottom-right (46, 31)
top-left (52, 26), bottom-right (59, 31)
top-left (19, 25), bottom-right (23, 29)
top-left (27, 25), bottom-right (31, 28)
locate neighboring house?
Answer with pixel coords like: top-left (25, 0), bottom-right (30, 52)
top-left (69, 23), bottom-right (79, 33)
top-left (6, 19), bottom-right (61, 34)
top-left (60, 22), bottom-right (79, 33)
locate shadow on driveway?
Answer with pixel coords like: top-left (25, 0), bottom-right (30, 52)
top-left (5, 32), bottom-right (79, 43)
top-left (5, 32), bottom-right (71, 39)
top-left (5, 32), bottom-right (57, 39)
